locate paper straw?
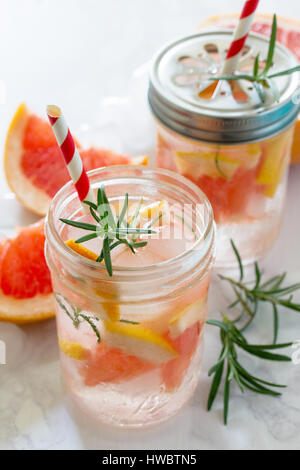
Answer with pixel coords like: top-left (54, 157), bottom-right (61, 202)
top-left (222, 0), bottom-right (260, 75)
top-left (47, 105), bottom-right (96, 213)
top-left (199, 0), bottom-right (259, 100)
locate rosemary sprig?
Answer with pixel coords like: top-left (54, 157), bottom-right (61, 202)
top-left (220, 240), bottom-right (300, 339)
top-left (60, 186), bottom-right (155, 276)
top-left (207, 315), bottom-right (292, 425)
top-left (210, 14), bottom-right (300, 103)
top-left (55, 293), bottom-right (101, 342)
top-left (207, 240), bottom-right (299, 424)
top-left (55, 293), bottom-right (140, 343)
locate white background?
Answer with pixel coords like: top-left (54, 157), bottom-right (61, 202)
top-left (0, 0), bottom-right (300, 450)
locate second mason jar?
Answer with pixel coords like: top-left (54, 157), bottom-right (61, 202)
top-left (148, 30), bottom-right (300, 266)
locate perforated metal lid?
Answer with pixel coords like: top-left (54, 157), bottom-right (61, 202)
top-left (148, 30), bottom-right (300, 143)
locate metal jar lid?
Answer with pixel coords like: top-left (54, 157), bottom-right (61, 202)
top-left (148, 30), bottom-right (300, 144)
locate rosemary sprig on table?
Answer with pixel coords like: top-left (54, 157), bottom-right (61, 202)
top-left (207, 314), bottom-right (292, 425)
top-left (60, 186), bottom-right (155, 276)
top-left (210, 14), bottom-right (300, 103)
top-left (207, 240), bottom-right (299, 424)
top-left (221, 240), bottom-right (300, 343)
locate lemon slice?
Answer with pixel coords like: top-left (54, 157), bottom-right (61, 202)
top-left (65, 239), bottom-right (99, 261)
top-left (175, 144), bottom-right (261, 180)
top-left (93, 286), bottom-right (120, 322)
top-left (263, 154), bottom-right (288, 198)
top-left (103, 320), bottom-right (178, 364)
top-left (58, 338), bottom-right (86, 360)
top-left (241, 143), bottom-right (262, 169)
top-left (128, 200), bottom-right (170, 227)
top-left (175, 151), bottom-right (240, 180)
top-left (256, 129), bottom-right (292, 196)
top-left (140, 200), bottom-right (170, 224)
top-left (169, 300), bottom-right (207, 339)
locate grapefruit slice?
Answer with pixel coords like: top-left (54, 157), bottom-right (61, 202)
top-left (82, 343), bottom-right (155, 386)
top-left (58, 338), bottom-right (155, 384)
top-left (198, 13), bottom-right (300, 164)
top-left (162, 322), bottom-right (201, 391)
top-left (4, 103), bottom-right (149, 216)
top-left (0, 219), bottom-right (54, 324)
top-left (196, 165), bottom-right (262, 223)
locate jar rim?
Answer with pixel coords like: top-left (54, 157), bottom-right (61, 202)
top-left (45, 165), bottom-right (215, 282)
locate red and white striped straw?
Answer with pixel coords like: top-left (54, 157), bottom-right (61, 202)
top-left (47, 105), bottom-right (96, 212)
top-left (222, 0), bottom-right (260, 75)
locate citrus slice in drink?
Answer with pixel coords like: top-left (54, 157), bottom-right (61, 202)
top-left (81, 343), bottom-right (155, 386)
top-left (58, 338), bottom-right (87, 360)
top-left (0, 220), bottom-right (54, 323)
top-left (256, 127), bottom-right (293, 197)
top-left (65, 239), bottom-right (99, 262)
top-left (103, 320), bottom-right (178, 364)
top-left (174, 142), bottom-right (261, 181)
top-left (198, 13), bottom-right (300, 164)
top-left (58, 337), bottom-right (155, 384)
top-left (4, 103), bottom-right (149, 216)
top-left (128, 199), bottom-right (170, 228)
top-left (175, 151), bottom-right (240, 180)
top-left (195, 165), bottom-right (261, 222)
top-left (169, 300), bottom-right (207, 339)
top-left (161, 322), bottom-right (201, 391)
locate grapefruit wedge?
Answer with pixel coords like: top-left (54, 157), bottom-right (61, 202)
top-left (4, 103), bottom-right (148, 216)
top-left (198, 13), bottom-right (300, 164)
top-left (0, 219), bottom-right (54, 324)
top-left (162, 322), bottom-right (201, 391)
top-left (81, 343), bottom-right (155, 386)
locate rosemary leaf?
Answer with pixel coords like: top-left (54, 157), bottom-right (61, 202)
top-left (272, 303), bottom-right (279, 344)
top-left (207, 360), bottom-right (224, 411)
top-left (103, 235), bottom-right (113, 276)
top-left (263, 14), bottom-right (277, 75)
top-left (230, 239), bottom-right (243, 281)
top-left (60, 219), bottom-right (97, 231)
top-left (75, 233), bottom-right (99, 244)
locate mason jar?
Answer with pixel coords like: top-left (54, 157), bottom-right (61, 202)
top-left (148, 30), bottom-right (300, 266)
top-left (45, 166), bottom-right (215, 427)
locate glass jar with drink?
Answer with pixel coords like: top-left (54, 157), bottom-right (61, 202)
top-left (45, 166), bottom-right (215, 427)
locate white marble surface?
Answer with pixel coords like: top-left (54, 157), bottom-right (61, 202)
top-left (1, 0), bottom-right (300, 450)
